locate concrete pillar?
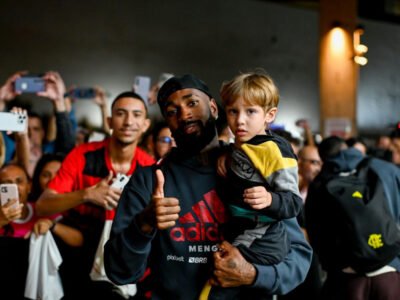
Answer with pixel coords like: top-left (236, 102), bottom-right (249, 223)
top-left (319, 0), bottom-right (359, 137)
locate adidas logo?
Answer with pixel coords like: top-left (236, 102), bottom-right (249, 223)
top-left (170, 190), bottom-right (228, 242)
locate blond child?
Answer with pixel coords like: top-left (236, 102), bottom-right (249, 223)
top-left (202, 71), bottom-right (302, 300)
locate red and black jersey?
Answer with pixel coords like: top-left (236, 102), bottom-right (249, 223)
top-left (48, 138), bottom-right (154, 222)
top-left (47, 138), bottom-right (155, 272)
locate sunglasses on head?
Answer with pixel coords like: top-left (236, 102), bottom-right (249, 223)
top-left (157, 136), bottom-right (172, 144)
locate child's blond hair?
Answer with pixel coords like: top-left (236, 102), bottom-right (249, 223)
top-left (220, 70), bottom-right (279, 110)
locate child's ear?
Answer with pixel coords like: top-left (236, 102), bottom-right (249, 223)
top-left (265, 107), bottom-right (278, 124)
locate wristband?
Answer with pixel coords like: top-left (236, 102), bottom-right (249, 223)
top-left (50, 215), bottom-right (63, 232)
top-left (50, 221), bottom-right (57, 232)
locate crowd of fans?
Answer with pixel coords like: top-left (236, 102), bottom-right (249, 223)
top-left (0, 70), bottom-right (399, 300)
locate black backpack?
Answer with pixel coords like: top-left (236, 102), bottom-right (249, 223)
top-left (325, 158), bottom-right (400, 273)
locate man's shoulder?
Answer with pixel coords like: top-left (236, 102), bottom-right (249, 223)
top-left (368, 157), bottom-right (400, 186)
top-left (78, 139), bottom-right (109, 152)
top-left (64, 139), bottom-right (108, 159)
top-left (369, 156), bottom-right (399, 172)
top-left (135, 147), bottom-right (156, 166)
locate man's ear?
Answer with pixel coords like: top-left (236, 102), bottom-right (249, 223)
top-left (265, 107), bottom-right (278, 124)
top-left (210, 98), bottom-right (219, 119)
top-left (142, 118), bottom-right (151, 133)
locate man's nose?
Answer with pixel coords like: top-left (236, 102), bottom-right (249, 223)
top-left (124, 114), bottom-right (134, 125)
top-left (179, 106), bottom-right (192, 121)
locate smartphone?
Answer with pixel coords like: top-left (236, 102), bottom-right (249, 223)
top-left (133, 76), bottom-right (151, 105)
top-left (0, 184), bottom-right (19, 209)
top-left (0, 112), bottom-right (28, 132)
top-left (14, 76), bottom-right (45, 93)
top-left (68, 87), bottom-right (96, 99)
top-left (111, 174), bottom-right (130, 190)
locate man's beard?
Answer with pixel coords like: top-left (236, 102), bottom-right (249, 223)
top-left (172, 114), bottom-right (217, 156)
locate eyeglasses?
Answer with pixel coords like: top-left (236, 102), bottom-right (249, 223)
top-left (157, 136), bottom-right (173, 144)
top-left (301, 158), bottom-right (322, 166)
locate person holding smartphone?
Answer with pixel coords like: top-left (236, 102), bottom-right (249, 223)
top-left (0, 162), bottom-right (83, 299)
top-left (0, 71), bottom-right (76, 177)
top-left (36, 91), bottom-right (155, 299)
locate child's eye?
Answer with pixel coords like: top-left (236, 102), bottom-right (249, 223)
top-left (247, 109), bottom-right (257, 114)
top-left (227, 109), bottom-right (238, 115)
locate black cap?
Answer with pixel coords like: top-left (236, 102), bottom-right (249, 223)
top-left (157, 74), bottom-right (212, 108)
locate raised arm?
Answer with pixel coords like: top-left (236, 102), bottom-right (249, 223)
top-left (93, 86), bottom-right (111, 135)
top-left (38, 71), bottom-right (75, 154)
top-left (0, 71), bottom-right (26, 111)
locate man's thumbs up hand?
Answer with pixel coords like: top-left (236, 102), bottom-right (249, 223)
top-left (153, 169), bottom-right (165, 199)
top-left (138, 169), bottom-right (181, 233)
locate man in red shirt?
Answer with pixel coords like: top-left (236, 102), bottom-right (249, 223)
top-left (36, 91), bottom-right (155, 299)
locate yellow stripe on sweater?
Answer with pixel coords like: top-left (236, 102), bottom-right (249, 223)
top-left (242, 141), bottom-right (297, 178)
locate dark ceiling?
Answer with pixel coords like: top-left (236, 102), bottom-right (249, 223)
top-left (263, 0), bottom-right (400, 25)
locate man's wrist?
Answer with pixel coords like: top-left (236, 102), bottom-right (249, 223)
top-left (53, 98), bottom-right (66, 112)
top-left (242, 262), bottom-right (257, 286)
top-left (137, 209), bottom-right (155, 234)
top-left (49, 220), bottom-right (57, 232)
top-left (50, 215), bottom-right (63, 232)
top-left (81, 188), bottom-right (91, 203)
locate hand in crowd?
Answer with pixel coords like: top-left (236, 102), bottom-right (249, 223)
top-left (0, 200), bottom-right (23, 227)
top-left (295, 118), bottom-right (310, 130)
top-left (243, 186), bottom-right (272, 210)
top-left (93, 86), bottom-right (110, 134)
top-left (93, 86), bottom-right (107, 108)
top-left (210, 241), bottom-right (256, 288)
top-left (0, 71), bottom-right (26, 102)
top-left (38, 71), bottom-right (67, 112)
top-left (84, 171), bottom-right (122, 209)
top-left (139, 169), bottom-right (180, 233)
top-left (31, 218), bottom-right (53, 237)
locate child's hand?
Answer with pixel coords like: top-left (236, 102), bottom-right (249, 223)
top-left (243, 186), bottom-right (272, 210)
top-left (217, 154), bottom-right (228, 178)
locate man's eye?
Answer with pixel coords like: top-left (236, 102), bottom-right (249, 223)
top-left (188, 100), bottom-right (198, 107)
top-left (166, 109), bottom-right (177, 117)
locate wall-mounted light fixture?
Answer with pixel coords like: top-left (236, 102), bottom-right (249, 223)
top-left (353, 25), bottom-right (368, 66)
top-left (328, 22), bottom-right (347, 56)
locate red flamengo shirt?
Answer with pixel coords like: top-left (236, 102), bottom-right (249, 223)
top-left (47, 138), bottom-right (155, 228)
